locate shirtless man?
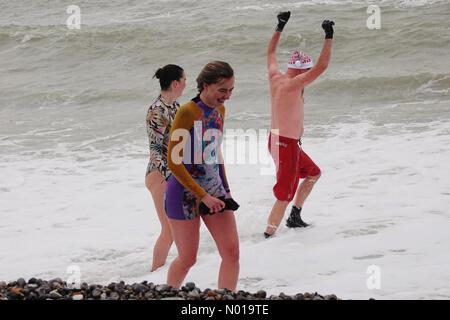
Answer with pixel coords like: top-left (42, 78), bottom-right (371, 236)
top-left (264, 11), bottom-right (334, 238)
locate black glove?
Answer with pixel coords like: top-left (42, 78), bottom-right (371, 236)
top-left (224, 198), bottom-right (240, 211)
top-left (276, 11), bottom-right (291, 32)
top-left (322, 19), bottom-right (335, 39)
top-left (199, 197), bottom-right (240, 215)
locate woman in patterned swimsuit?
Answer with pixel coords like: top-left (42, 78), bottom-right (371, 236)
top-left (146, 64), bottom-right (186, 271)
top-left (166, 61), bottom-right (240, 291)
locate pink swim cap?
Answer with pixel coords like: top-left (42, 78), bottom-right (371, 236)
top-left (287, 51), bottom-right (314, 70)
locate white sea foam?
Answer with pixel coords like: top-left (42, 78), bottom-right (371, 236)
top-left (1, 0), bottom-right (449, 300)
top-left (1, 121), bottom-right (449, 299)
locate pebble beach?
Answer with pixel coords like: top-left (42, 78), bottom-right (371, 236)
top-left (1, 278), bottom-right (339, 301)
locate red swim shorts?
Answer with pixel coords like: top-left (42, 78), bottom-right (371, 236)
top-left (268, 133), bottom-right (321, 201)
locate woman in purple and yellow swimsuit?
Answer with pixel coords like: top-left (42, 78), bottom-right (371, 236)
top-left (166, 61), bottom-right (240, 291)
top-left (145, 64), bottom-right (186, 272)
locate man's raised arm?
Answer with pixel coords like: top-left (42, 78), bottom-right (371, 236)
top-left (291, 20), bottom-right (335, 87)
top-left (268, 11), bottom-right (290, 78)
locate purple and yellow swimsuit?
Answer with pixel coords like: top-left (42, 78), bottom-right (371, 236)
top-left (165, 96), bottom-right (230, 220)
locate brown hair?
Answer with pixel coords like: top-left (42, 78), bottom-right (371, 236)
top-left (153, 64), bottom-right (184, 90)
top-left (196, 61), bottom-right (234, 93)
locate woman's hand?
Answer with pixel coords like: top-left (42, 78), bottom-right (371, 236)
top-left (201, 194), bottom-right (225, 213)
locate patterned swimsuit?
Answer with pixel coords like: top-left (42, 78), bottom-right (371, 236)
top-left (165, 96), bottom-right (230, 220)
top-left (146, 95), bottom-right (180, 180)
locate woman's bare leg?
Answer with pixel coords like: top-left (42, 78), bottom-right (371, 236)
top-left (202, 211), bottom-right (240, 291)
top-left (166, 217), bottom-right (200, 288)
top-left (145, 171), bottom-right (173, 271)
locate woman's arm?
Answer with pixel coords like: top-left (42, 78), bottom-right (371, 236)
top-left (168, 103), bottom-right (207, 199)
top-left (147, 104), bottom-right (168, 176)
top-left (219, 149), bottom-right (230, 194)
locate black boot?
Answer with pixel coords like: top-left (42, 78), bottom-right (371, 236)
top-left (286, 206), bottom-right (309, 228)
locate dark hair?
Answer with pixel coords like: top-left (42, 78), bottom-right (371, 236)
top-left (196, 61), bottom-right (234, 93)
top-left (153, 64), bottom-right (184, 91)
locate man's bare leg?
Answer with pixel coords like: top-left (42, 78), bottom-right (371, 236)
top-left (264, 200), bottom-right (289, 237)
top-left (286, 174), bottom-right (321, 228)
top-left (293, 173), bottom-right (321, 209)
